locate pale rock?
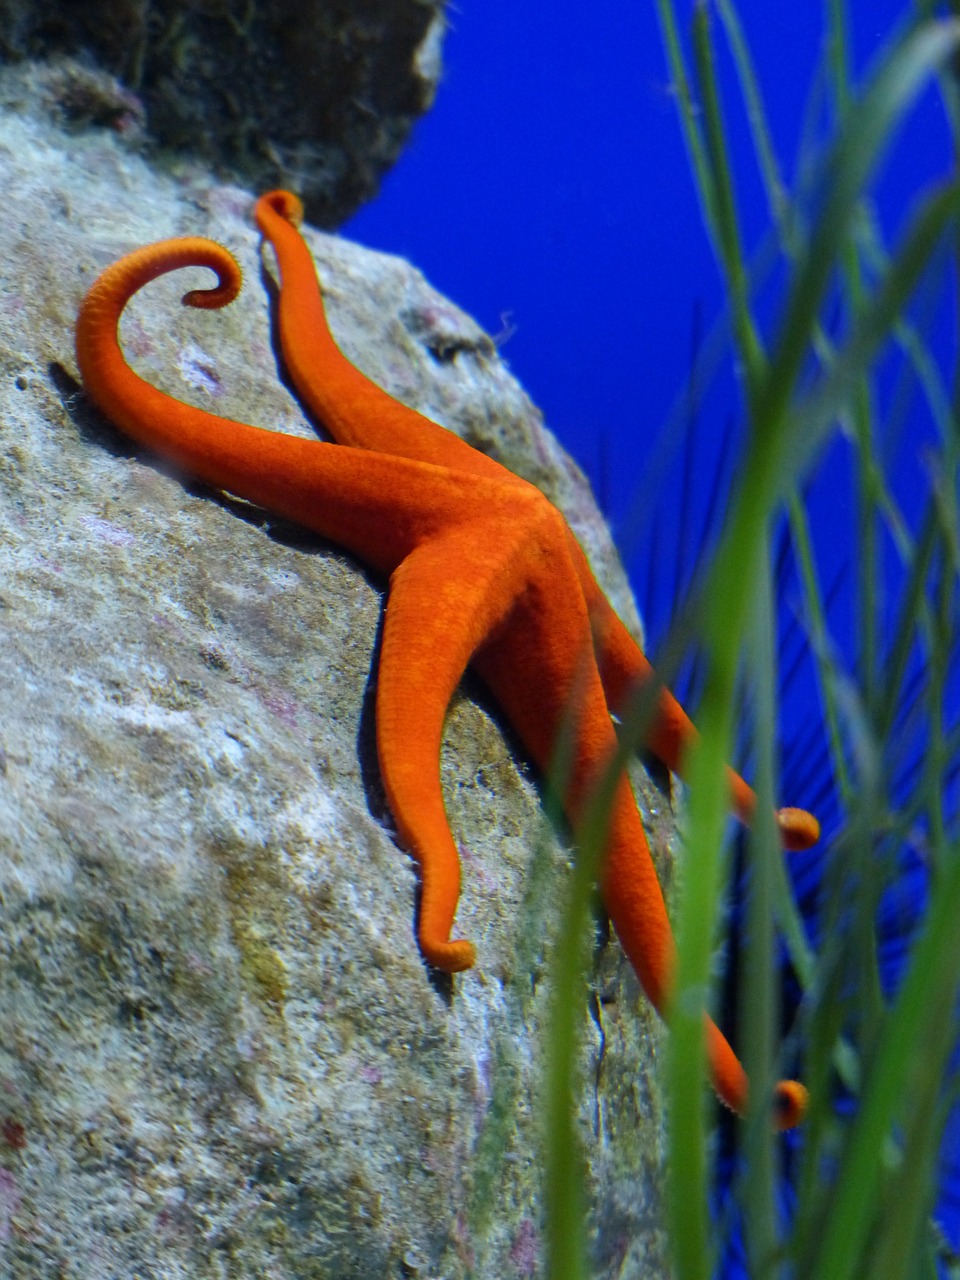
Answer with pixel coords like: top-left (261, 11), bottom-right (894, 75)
top-left (0, 101), bottom-right (673, 1277)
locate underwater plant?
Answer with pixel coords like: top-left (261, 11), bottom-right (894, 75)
top-left (536, 3), bottom-right (960, 1278)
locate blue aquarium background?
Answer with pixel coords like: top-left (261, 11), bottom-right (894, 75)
top-left (347, 0), bottom-right (948, 560)
top-left (348, 2), bottom-right (960, 1274)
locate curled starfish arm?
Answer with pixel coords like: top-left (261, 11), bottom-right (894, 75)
top-left (75, 238), bottom-right (513, 574)
top-left (76, 237), bottom-right (243, 458)
top-left (254, 190), bottom-right (511, 480)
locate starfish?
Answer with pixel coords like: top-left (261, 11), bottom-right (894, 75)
top-left (74, 190), bottom-right (819, 1128)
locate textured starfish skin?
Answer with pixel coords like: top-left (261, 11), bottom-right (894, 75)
top-left (74, 191), bottom-right (819, 1128)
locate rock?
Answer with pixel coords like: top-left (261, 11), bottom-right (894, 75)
top-left (0, 0), bottom-right (446, 225)
top-left (0, 97), bottom-right (672, 1277)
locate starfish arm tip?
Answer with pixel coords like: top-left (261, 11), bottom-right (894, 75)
top-left (776, 806), bottom-right (821, 851)
top-left (421, 937), bottom-right (477, 974)
top-left (181, 275), bottom-right (241, 312)
top-left (255, 189), bottom-right (304, 232)
top-left (774, 1079), bottom-right (808, 1130)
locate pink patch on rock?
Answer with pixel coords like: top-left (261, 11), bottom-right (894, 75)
top-left (177, 344), bottom-right (224, 397)
top-left (79, 514), bottom-right (136, 547)
top-left (125, 316), bottom-right (154, 360)
top-left (509, 1218), bottom-right (539, 1276)
top-left (262, 688), bottom-right (299, 729)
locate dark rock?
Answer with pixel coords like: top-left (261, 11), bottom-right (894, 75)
top-left (0, 0), bottom-right (446, 225)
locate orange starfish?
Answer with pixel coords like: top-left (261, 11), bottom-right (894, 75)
top-left (75, 190), bottom-right (819, 1128)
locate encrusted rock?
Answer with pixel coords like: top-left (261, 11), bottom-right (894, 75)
top-left (0, 99), bottom-right (671, 1277)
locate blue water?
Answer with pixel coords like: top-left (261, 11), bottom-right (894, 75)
top-left (347, 1), bottom-right (948, 553)
top-left (347, 3), bottom-right (959, 1273)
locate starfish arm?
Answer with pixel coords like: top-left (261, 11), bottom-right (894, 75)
top-left (707, 1022), bottom-right (808, 1131)
top-left (598, 763), bottom-right (807, 1125)
top-left (375, 520), bottom-right (535, 972)
top-left (604, 756), bottom-right (801, 1125)
top-left (474, 548), bottom-right (806, 1127)
top-left (254, 191), bottom-right (514, 479)
top-left (470, 557), bottom-right (679, 996)
top-left (567, 532), bottom-right (820, 852)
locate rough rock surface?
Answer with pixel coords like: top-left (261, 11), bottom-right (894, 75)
top-left (0, 100), bottom-right (674, 1278)
top-left (0, 0), bottom-right (445, 225)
